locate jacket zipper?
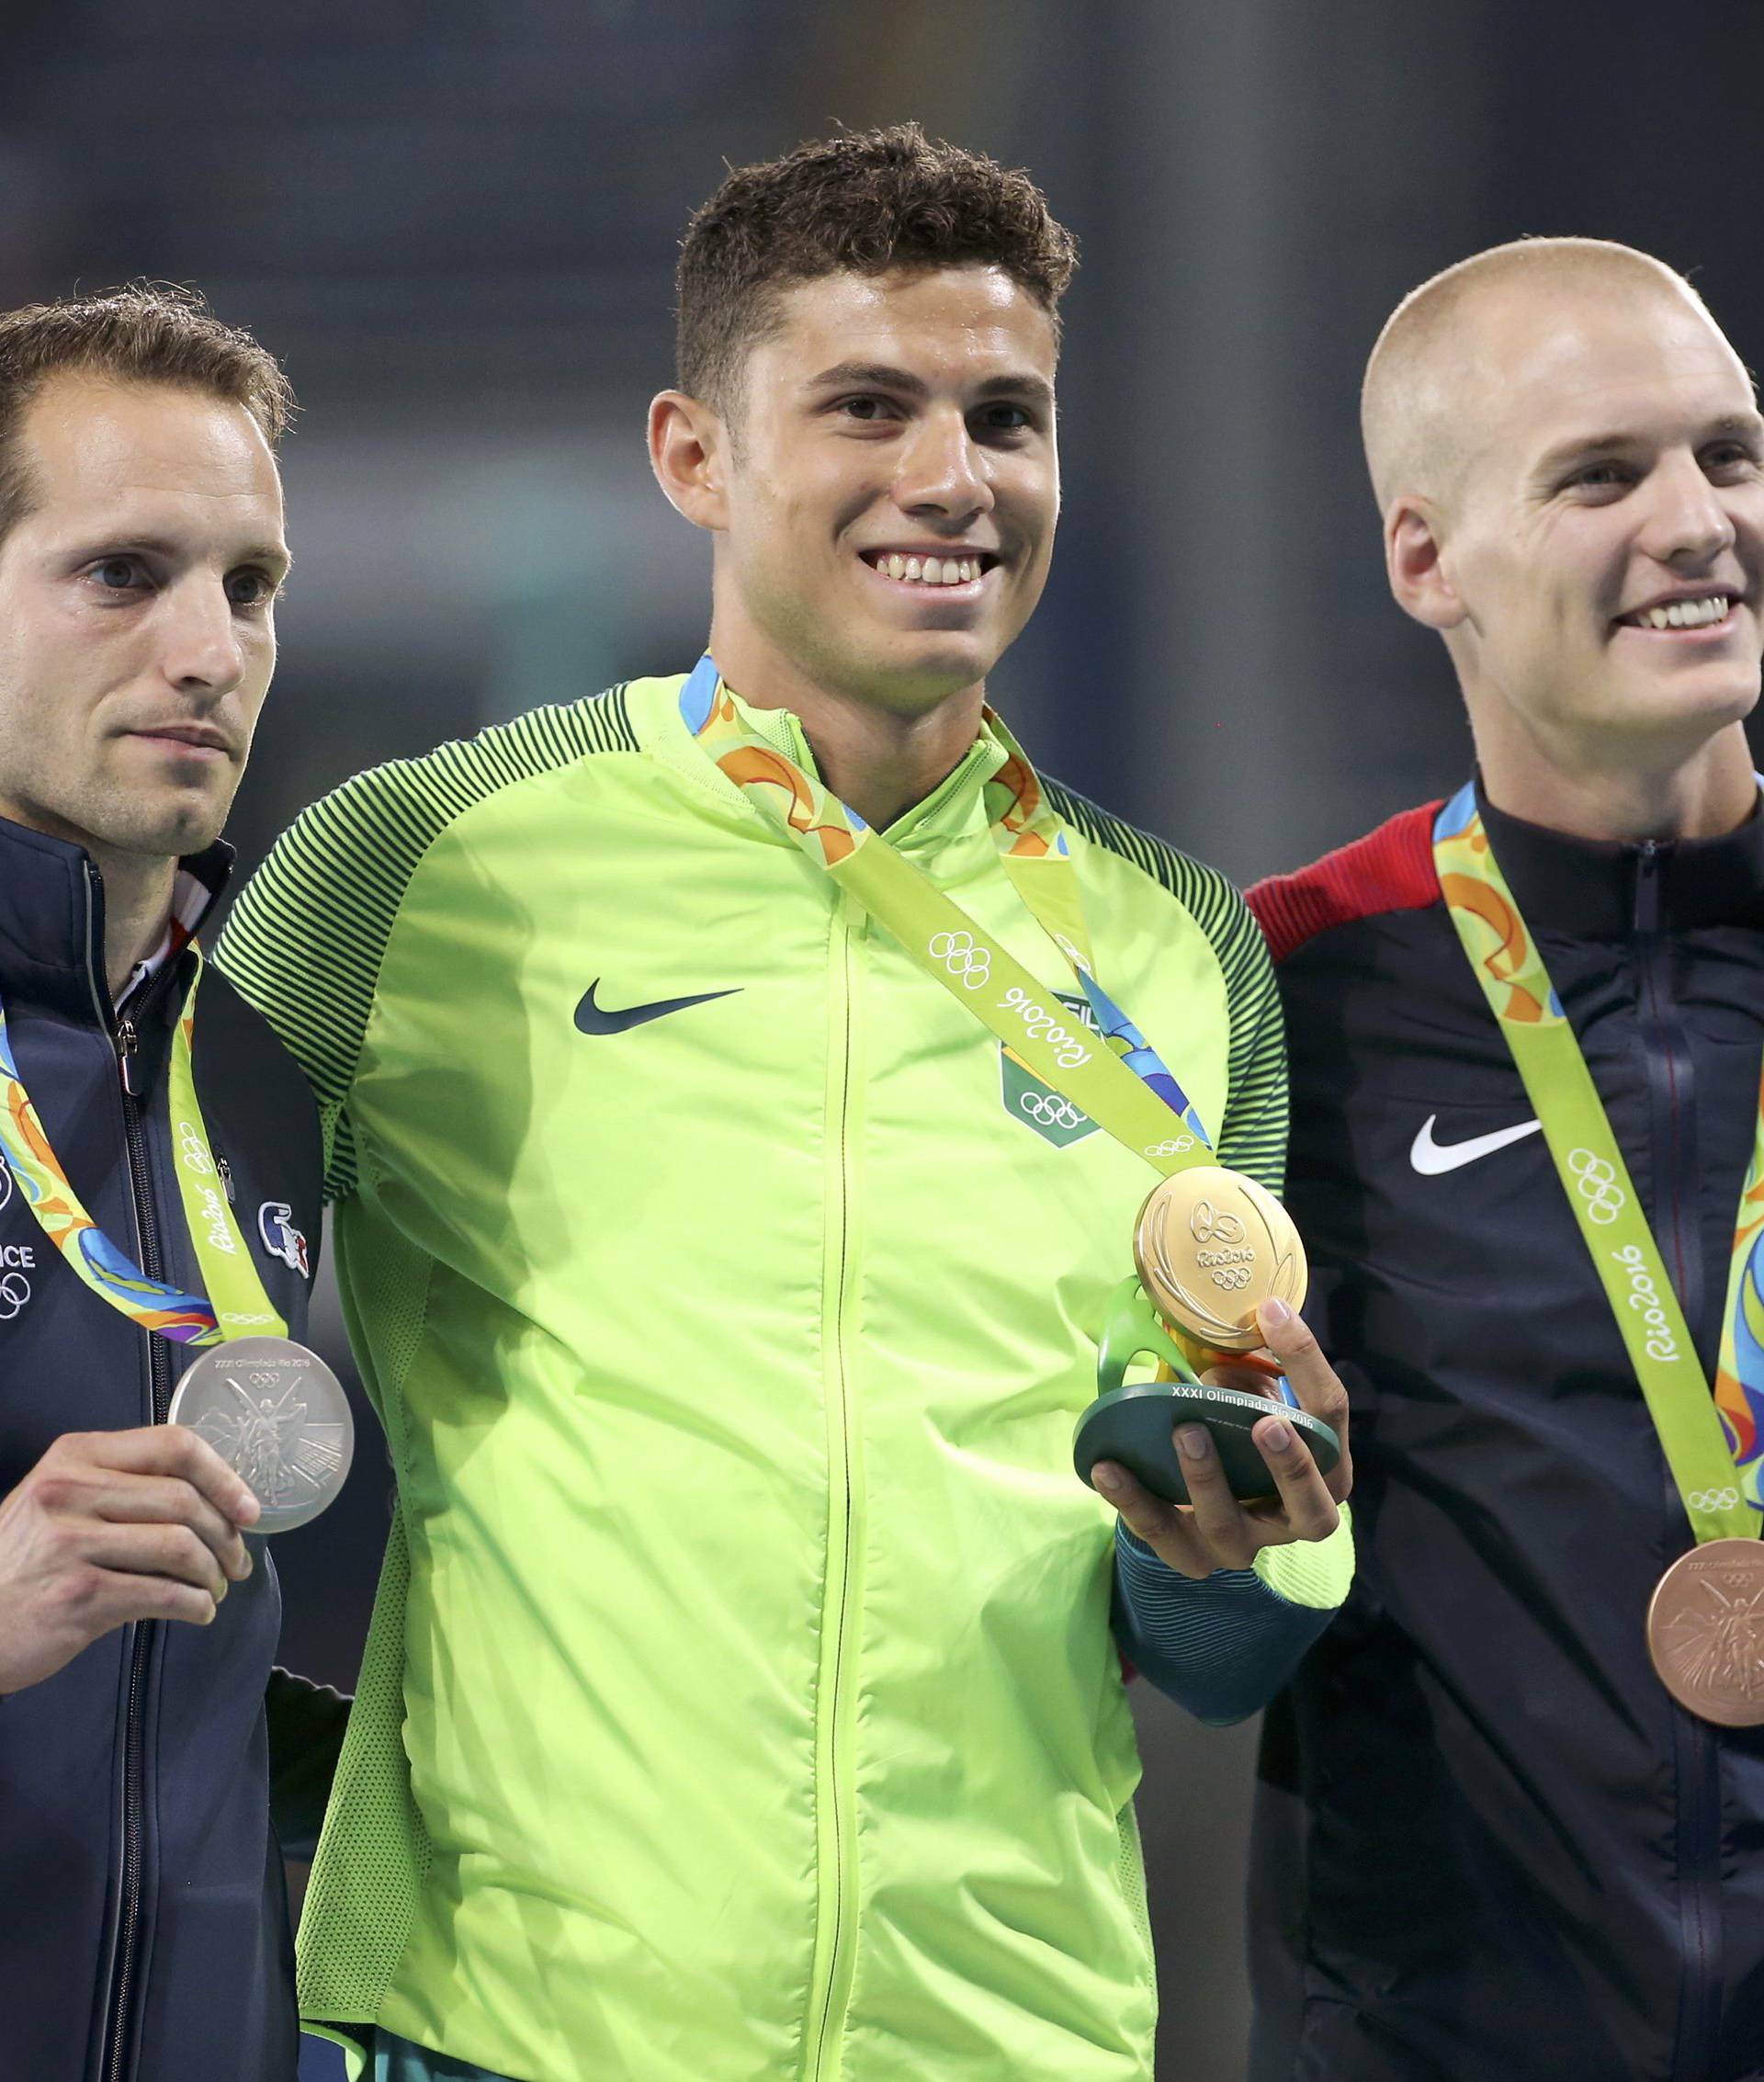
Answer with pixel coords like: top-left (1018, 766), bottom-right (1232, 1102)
top-left (805, 896), bottom-right (866, 2082)
top-left (92, 874), bottom-right (173, 2082)
top-left (1633, 843), bottom-right (1724, 2082)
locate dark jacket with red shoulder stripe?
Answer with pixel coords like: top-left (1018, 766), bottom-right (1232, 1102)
top-left (1244, 782), bottom-right (1764, 2082)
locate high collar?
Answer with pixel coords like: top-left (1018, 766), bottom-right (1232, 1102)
top-left (1476, 775), bottom-right (1764, 938)
top-left (711, 678), bottom-right (1010, 848)
top-left (0, 813), bottom-right (232, 1022)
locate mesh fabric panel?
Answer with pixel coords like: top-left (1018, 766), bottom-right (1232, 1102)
top-left (1114, 1802), bottom-right (1157, 2000)
top-left (297, 1507), bottom-right (428, 2024)
top-left (298, 1204), bottom-right (439, 2020)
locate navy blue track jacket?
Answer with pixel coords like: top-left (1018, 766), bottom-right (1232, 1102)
top-left (0, 814), bottom-right (345, 2082)
top-left (1246, 785), bottom-right (1764, 2082)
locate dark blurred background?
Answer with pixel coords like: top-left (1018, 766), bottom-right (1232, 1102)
top-left (8, 4), bottom-right (1764, 2075)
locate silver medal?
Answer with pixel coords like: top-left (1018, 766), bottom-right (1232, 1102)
top-left (167, 1336), bottom-right (355, 1532)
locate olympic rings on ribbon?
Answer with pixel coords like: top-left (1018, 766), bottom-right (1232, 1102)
top-left (928, 930), bottom-right (990, 990)
top-left (1019, 1091), bottom-right (1086, 1131)
top-left (1570, 1148), bottom-right (1627, 1225)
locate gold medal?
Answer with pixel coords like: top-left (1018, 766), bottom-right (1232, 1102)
top-left (1645, 1538), bottom-right (1764, 1726)
top-left (1133, 1165), bottom-right (1307, 1354)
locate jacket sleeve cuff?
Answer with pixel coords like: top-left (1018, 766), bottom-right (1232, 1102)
top-left (1110, 1504), bottom-right (1353, 1726)
top-left (1250, 1506), bottom-right (1354, 1609)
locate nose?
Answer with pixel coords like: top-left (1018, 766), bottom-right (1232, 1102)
top-left (159, 575), bottom-right (247, 696)
top-left (1642, 450), bottom-right (1737, 570)
top-left (893, 405), bottom-right (992, 522)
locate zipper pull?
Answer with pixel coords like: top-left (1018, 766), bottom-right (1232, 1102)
top-left (1633, 840), bottom-right (1662, 938)
top-left (215, 1154), bottom-right (235, 1204)
top-left (115, 1016), bottom-right (143, 1099)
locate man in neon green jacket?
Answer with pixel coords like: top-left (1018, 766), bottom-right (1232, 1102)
top-left (217, 126), bottom-right (1354, 2082)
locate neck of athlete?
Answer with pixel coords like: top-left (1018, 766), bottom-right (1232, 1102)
top-left (707, 621), bottom-right (986, 832)
top-left (92, 843), bottom-right (176, 1004)
top-left (1473, 703), bottom-right (1758, 845)
top-left (0, 792), bottom-right (177, 1002)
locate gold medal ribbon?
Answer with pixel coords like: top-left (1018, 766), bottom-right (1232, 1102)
top-left (680, 656), bottom-right (1213, 1176)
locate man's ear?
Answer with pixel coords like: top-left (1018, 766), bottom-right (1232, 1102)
top-left (649, 390), bottom-right (730, 532)
top-left (1385, 495), bottom-right (1465, 631)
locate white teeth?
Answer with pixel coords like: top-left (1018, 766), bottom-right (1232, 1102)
top-left (871, 552), bottom-right (986, 585)
top-left (1635, 594), bottom-right (1729, 630)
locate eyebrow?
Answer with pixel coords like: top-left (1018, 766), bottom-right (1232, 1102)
top-left (1533, 412), bottom-right (1764, 477)
top-left (805, 361), bottom-right (1056, 411)
top-left (71, 531), bottom-right (292, 572)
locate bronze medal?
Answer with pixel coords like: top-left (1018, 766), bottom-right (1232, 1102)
top-left (1133, 1164), bottom-right (1307, 1353)
top-left (1645, 1538), bottom-right (1764, 1726)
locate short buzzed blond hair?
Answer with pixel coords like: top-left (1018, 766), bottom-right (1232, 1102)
top-left (1361, 237), bottom-right (1713, 511)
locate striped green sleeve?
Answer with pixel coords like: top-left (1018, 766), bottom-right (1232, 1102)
top-left (214, 691), bottom-right (637, 1200)
top-left (1043, 783), bottom-right (1288, 1196)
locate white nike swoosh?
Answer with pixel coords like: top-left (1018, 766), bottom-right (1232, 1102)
top-left (1409, 1114), bottom-right (1543, 1175)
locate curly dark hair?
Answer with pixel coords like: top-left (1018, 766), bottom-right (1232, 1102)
top-left (0, 282), bottom-right (294, 544)
top-left (676, 124), bottom-right (1078, 414)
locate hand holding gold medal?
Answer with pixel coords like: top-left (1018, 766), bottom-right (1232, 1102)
top-left (1135, 1165), bottom-right (1308, 1352)
top-left (1074, 1166), bottom-right (1344, 1508)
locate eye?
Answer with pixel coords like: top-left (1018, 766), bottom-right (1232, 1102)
top-left (87, 555), bottom-right (150, 594)
top-left (1560, 459), bottom-right (1635, 498)
top-left (1703, 440), bottom-right (1763, 480)
top-left (834, 394), bottom-right (899, 424)
top-left (225, 566), bottom-right (280, 610)
top-left (972, 402), bottom-right (1035, 438)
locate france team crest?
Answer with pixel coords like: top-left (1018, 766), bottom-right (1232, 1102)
top-left (258, 1201), bottom-right (311, 1280)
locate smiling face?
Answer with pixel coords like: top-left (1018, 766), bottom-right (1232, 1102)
top-left (699, 265), bottom-right (1059, 718)
top-left (1421, 284), bottom-right (1764, 764)
top-left (0, 372), bottom-right (288, 868)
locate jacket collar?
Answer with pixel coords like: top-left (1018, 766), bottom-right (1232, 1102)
top-left (1476, 775), bottom-right (1764, 938)
top-left (695, 675), bottom-right (1010, 850)
top-left (0, 812), bottom-right (232, 1022)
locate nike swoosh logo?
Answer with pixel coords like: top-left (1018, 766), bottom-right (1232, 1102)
top-left (574, 979), bottom-right (741, 1035)
top-left (1409, 1113), bottom-right (1543, 1175)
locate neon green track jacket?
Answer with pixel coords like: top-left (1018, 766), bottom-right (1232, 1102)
top-left (216, 673), bottom-right (1348, 2081)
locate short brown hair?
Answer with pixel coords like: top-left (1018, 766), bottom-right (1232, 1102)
top-left (676, 123), bottom-right (1078, 415)
top-left (0, 281), bottom-right (295, 543)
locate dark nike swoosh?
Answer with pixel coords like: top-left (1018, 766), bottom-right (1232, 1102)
top-left (573, 979), bottom-right (741, 1035)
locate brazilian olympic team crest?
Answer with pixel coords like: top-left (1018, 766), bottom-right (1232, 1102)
top-left (1000, 991), bottom-right (1102, 1149)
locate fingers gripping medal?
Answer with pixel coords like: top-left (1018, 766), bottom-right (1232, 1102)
top-left (1134, 1167), bottom-right (1308, 1352)
top-left (168, 1338), bottom-right (355, 1533)
top-left (1074, 1167), bottom-right (1340, 1505)
top-left (0, 957), bottom-right (352, 1531)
